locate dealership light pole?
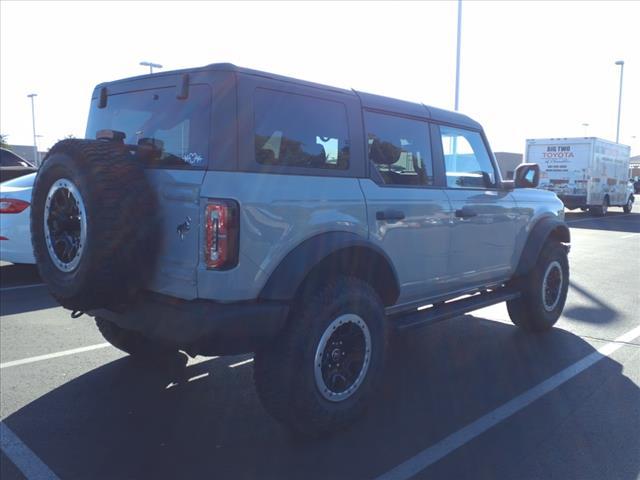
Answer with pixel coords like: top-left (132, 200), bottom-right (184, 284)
top-left (454, 0), bottom-right (462, 111)
top-left (139, 61), bottom-right (163, 74)
top-left (27, 93), bottom-right (38, 165)
top-left (615, 60), bottom-right (624, 143)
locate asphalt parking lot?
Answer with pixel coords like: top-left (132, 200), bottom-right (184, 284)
top-left (1, 208), bottom-right (639, 480)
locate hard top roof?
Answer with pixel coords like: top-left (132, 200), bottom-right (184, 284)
top-left (97, 62), bottom-right (482, 130)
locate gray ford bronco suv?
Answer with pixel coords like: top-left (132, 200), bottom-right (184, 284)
top-left (31, 63), bottom-right (570, 435)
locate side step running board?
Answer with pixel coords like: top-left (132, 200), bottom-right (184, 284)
top-left (391, 289), bottom-right (520, 332)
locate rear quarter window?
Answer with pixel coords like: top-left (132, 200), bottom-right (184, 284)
top-left (254, 89), bottom-right (350, 171)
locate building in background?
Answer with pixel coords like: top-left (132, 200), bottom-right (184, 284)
top-left (494, 152), bottom-right (523, 180)
top-left (630, 155), bottom-right (640, 178)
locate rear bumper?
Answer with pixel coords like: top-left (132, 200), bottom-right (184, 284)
top-left (89, 292), bottom-right (289, 355)
top-left (557, 194), bottom-right (587, 209)
top-left (0, 209), bottom-right (36, 264)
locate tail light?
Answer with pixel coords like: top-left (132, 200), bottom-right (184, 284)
top-left (0, 198), bottom-right (30, 214)
top-left (205, 200), bottom-right (239, 270)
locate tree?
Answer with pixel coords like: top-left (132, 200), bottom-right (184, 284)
top-left (0, 133), bottom-right (10, 150)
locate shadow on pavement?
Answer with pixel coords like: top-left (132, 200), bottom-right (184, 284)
top-left (0, 287), bottom-right (59, 317)
top-left (0, 264), bottom-right (59, 316)
top-left (3, 317), bottom-right (639, 480)
top-left (0, 264), bottom-right (41, 289)
top-left (565, 211), bottom-right (640, 233)
top-left (562, 281), bottom-right (619, 325)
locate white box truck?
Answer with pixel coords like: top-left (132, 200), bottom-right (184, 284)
top-left (525, 137), bottom-right (634, 215)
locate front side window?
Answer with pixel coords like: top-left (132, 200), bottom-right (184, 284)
top-left (254, 89), bottom-right (350, 170)
top-left (86, 85), bottom-right (211, 168)
top-left (365, 111), bottom-right (433, 186)
top-left (439, 126), bottom-right (496, 188)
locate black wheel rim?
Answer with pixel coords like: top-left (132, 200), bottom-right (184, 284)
top-left (44, 179), bottom-right (87, 272)
top-left (542, 260), bottom-right (563, 312)
top-left (314, 314), bottom-right (371, 402)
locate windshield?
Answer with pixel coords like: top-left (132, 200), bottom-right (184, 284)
top-left (86, 84), bottom-right (211, 169)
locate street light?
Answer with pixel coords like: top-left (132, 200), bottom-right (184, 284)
top-left (139, 61), bottom-right (163, 74)
top-left (582, 123), bottom-right (589, 136)
top-left (454, 0), bottom-right (462, 111)
top-left (27, 93), bottom-right (38, 166)
top-left (615, 60), bottom-right (624, 143)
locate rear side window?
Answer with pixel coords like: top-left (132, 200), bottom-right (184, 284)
top-left (86, 85), bottom-right (211, 169)
top-left (254, 89), bottom-right (350, 170)
top-left (364, 111), bottom-right (433, 186)
top-left (439, 126), bottom-right (496, 188)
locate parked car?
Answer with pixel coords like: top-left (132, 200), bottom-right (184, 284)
top-left (0, 148), bottom-right (37, 183)
top-left (0, 172), bottom-right (36, 264)
top-left (30, 63), bottom-right (570, 436)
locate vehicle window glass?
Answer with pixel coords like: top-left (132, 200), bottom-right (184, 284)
top-left (1, 149), bottom-right (33, 167)
top-left (254, 89), bottom-right (350, 170)
top-left (85, 85), bottom-right (211, 169)
top-left (440, 126), bottom-right (496, 188)
top-left (364, 111), bottom-right (433, 186)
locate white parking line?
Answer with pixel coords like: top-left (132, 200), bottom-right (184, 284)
top-left (0, 283), bottom-right (46, 292)
top-left (228, 358), bottom-right (254, 368)
top-left (566, 213), bottom-right (632, 224)
top-left (0, 343), bottom-right (111, 370)
top-left (0, 421), bottom-right (60, 480)
top-left (375, 324), bottom-right (640, 480)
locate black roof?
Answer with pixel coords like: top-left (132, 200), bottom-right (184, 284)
top-left (99, 63), bottom-right (482, 130)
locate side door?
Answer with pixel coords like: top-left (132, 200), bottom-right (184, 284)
top-left (434, 124), bottom-right (518, 290)
top-left (359, 111), bottom-right (451, 307)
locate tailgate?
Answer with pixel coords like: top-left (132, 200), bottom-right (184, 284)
top-left (144, 169), bottom-right (205, 300)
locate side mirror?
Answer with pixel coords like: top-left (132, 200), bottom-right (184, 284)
top-left (514, 163), bottom-right (540, 188)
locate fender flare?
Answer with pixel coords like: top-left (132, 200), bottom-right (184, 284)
top-left (258, 231), bottom-right (400, 306)
top-left (515, 216), bottom-right (570, 277)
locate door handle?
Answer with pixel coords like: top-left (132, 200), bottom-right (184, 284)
top-left (376, 209), bottom-right (406, 221)
top-left (455, 208), bottom-right (477, 219)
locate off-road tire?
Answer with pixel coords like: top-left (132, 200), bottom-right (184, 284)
top-left (253, 276), bottom-right (387, 436)
top-left (590, 196), bottom-right (609, 217)
top-left (623, 196), bottom-right (634, 214)
top-left (507, 241), bottom-right (569, 332)
top-left (95, 317), bottom-right (174, 358)
top-left (31, 139), bottom-right (159, 311)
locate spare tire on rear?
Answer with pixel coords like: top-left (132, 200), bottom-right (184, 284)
top-left (31, 139), bottom-right (159, 311)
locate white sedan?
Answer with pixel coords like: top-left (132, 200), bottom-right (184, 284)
top-left (0, 172), bottom-right (36, 264)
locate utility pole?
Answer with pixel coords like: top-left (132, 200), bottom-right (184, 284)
top-left (27, 93), bottom-right (38, 165)
top-left (139, 61), bottom-right (163, 74)
top-left (615, 60), bottom-right (624, 143)
top-left (454, 0), bottom-right (462, 111)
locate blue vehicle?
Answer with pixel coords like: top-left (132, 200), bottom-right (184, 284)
top-left (30, 64), bottom-right (570, 435)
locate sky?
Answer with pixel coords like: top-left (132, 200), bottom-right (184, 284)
top-left (1, 1), bottom-right (639, 156)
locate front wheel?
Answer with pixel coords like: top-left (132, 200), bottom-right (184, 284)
top-left (507, 241), bottom-right (569, 332)
top-left (253, 277), bottom-right (387, 436)
top-left (623, 196), bottom-right (634, 214)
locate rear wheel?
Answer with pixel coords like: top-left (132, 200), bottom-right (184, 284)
top-left (590, 196), bottom-right (609, 217)
top-left (507, 241), bottom-right (569, 332)
top-left (623, 196), bottom-right (634, 213)
top-left (254, 277), bottom-right (387, 436)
